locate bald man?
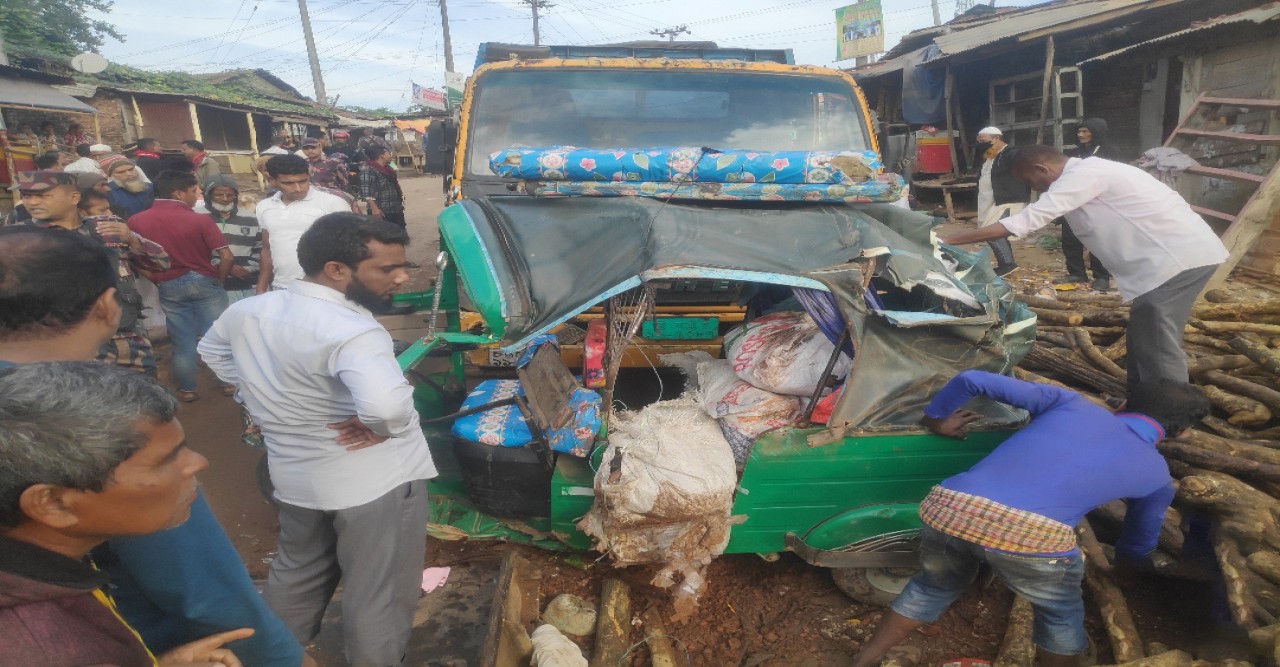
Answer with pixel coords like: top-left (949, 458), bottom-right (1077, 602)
top-left (939, 145), bottom-right (1227, 394)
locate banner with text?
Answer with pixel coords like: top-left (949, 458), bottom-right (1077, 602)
top-left (412, 82), bottom-right (447, 111)
top-left (444, 72), bottom-right (465, 110)
top-left (836, 0), bottom-right (884, 61)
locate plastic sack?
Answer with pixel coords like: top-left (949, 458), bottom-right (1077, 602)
top-left (577, 396), bottom-right (736, 621)
top-left (810, 384), bottom-right (844, 425)
top-left (725, 311), bottom-right (851, 396)
top-left (697, 359), bottom-right (800, 466)
top-left (530, 624), bottom-right (587, 667)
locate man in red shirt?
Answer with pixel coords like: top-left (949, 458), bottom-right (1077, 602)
top-left (128, 170), bottom-right (234, 402)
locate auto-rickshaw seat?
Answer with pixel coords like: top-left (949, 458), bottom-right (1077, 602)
top-left (516, 342), bottom-right (579, 432)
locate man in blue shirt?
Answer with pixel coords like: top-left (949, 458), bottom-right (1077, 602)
top-left (850, 370), bottom-right (1209, 667)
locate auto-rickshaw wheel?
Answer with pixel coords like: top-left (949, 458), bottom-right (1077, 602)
top-left (831, 564), bottom-right (918, 606)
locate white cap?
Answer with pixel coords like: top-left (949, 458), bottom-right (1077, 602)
top-left (89, 143), bottom-right (112, 153)
top-left (977, 126), bottom-right (1003, 137)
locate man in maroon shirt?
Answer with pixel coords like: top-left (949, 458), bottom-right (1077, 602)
top-left (128, 170), bottom-right (234, 402)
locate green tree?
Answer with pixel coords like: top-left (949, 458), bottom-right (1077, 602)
top-left (1, 0), bottom-right (124, 60)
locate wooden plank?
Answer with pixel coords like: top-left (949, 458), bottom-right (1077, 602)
top-left (589, 579), bottom-right (632, 667)
top-left (481, 551), bottom-right (541, 667)
top-left (1185, 165), bottom-right (1267, 185)
top-left (1035, 36), bottom-right (1054, 145)
top-left (1177, 129), bottom-right (1280, 145)
top-left (1200, 97), bottom-right (1280, 109)
top-left (1191, 205), bottom-right (1238, 224)
top-left (1207, 160), bottom-right (1280, 291)
top-left (944, 64), bottom-right (958, 177)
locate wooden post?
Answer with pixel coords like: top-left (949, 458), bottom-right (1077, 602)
top-left (91, 113), bottom-right (102, 147)
top-left (187, 102), bottom-right (203, 142)
top-left (246, 112), bottom-right (264, 191)
top-left (953, 73), bottom-right (971, 169)
top-left (945, 63), bottom-right (959, 176)
top-left (130, 95), bottom-right (145, 135)
top-left (1035, 36), bottom-right (1055, 145)
top-left (589, 578), bottom-right (632, 667)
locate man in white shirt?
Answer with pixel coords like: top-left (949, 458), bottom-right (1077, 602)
top-left (255, 155), bottom-right (351, 293)
top-left (198, 212), bottom-right (436, 666)
top-left (940, 145), bottom-right (1228, 393)
top-left (64, 143), bottom-right (105, 175)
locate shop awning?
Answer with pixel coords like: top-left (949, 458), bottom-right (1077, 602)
top-left (0, 76), bottom-right (96, 114)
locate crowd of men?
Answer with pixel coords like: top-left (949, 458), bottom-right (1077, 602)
top-left (0, 110), bottom-right (1234, 667)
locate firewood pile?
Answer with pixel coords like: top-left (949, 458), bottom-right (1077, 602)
top-left (1007, 287), bottom-right (1280, 667)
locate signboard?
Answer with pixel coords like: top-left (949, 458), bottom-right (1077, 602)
top-left (412, 81), bottom-right (447, 111)
top-left (444, 71), bottom-right (466, 111)
top-left (836, 0), bottom-right (884, 61)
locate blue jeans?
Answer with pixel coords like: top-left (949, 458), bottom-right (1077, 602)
top-left (97, 489), bottom-right (304, 666)
top-left (158, 272), bottom-right (228, 392)
top-left (892, 525), bottom-right (1088, 655)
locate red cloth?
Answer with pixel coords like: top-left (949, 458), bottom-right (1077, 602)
top-left (127, 200), bottom-right (229, 283)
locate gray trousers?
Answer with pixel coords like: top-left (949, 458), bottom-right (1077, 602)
top-left (1126, 264), bottom-right (1218, 392)
top-left (264, 481), bottom-right (429, 667)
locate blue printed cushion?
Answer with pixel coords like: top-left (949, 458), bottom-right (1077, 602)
top-left (490, 147), bottom-right (884, 185)
top-left (451, 379), bottom-right (601, 458)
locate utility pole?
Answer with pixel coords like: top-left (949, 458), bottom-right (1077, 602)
top-left (930, 0), bottom-right (941, 26)
top-left (438, 0), bottom-right (455, 72)
top-left (297, 0), bottom-right (327, 104)
top-left (0, 26), bottom-right (10, 66)
top-left (649, 25), bottom-right (690, 42)
top-left (518, 0), bottom-right (552, 46)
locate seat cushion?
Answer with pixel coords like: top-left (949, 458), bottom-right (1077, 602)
top-left (452, 379), bottom-right (601, 458)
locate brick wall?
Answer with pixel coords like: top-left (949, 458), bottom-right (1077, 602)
top-left (1, 96), bottom-right (127, 150)
top-left (87, 93), bottom-right (130, 150)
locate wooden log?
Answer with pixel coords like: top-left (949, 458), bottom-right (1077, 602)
top-left (1072, 328), bottom-right (1128, 380)
top-left (1200, 370), bottom-right (1280, 414)
top-left (1022, 345), bottom-right (1127, 396)
top-left (1199, 416), bottom-right (1257, 440)
top-left (1176, 473), bottom-right (1280, 553)
top-left (1029, 307), bottom-right (1084, 326)
top-left (639, 607), bottom-right (677, 667)
top-left (1039, 325), bottom-right (1126, 338)
top-left (1159, 441), bottom-right (1280, 483)
top-left (1204, 288), bottom-right (1254, 304)
top-left (1196, 321), bottom-right (1280, 337)
top-left (1247, 623), bottom-right (1279, 656)
top-left (994, 596), bottom-right (1036, 667)
top-left (1185, 334), bottom-right (1235, 353)
top-left (1232, 337), bottom-right (1280, 377)
top-left (1093, 650), bottom-right (1194, 667)
top-left (1078, 519), bottom-right (1144, 662)
top-left (589, 578), bottom-right (632, 667)
top-left (1053, 290), bottom-right (1125, 305)
top-left (1246, 425), bottom-right (1280, 441)
top-left (1014, 368), bottom-right (1108, 407)
top-left (1104, 334), bottom-right (1128, 362)
top-left (1180, 429), bottom-right (1280, 468)
top-left (1186, 355), bottom-right (1255, 374)
top-left (1018, 293), bottom-right (1076, 311)
top-left (1036, 332), bottom-right (1074, 349)
top-left (1079, 309), bottom-right (1130, 327)
top-left (1194, 298), bottom-right (1280, 321)
top-left (1090, 501), bottom-right (1184, 557)
top-left (1251, 551), bottom-right (1280, 588)
top-left (1217, 534), bottom-right (1261, 628)
top-left (1202, 385), bottom-right (1273, 426)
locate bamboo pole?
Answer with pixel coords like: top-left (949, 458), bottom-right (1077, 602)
top-left (187, 102), bottom-right (203, 143)
top-left (130, 95), bottom-right (145, 135)
top-left (1035, 36), bottom-right (1055, 145)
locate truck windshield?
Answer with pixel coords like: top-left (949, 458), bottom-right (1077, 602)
top-left (467, 68), bottom-right (871, 176)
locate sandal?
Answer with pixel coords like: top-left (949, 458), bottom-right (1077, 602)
top-left (176, 390), bottom-right (200, 403)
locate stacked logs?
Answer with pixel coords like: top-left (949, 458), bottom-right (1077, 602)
top-left (1013, 288), bottom-right (1280, 664)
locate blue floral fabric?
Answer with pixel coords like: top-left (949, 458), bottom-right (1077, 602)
top-left (452, 379), bottom-right (601, 458)
top-left (490, 147), bottom-right (885, 185)
top-left (525, 177), bottom-right (904, 203)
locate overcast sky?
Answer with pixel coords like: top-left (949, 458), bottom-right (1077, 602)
top-left (84, 0), bottom-right (1042, 110)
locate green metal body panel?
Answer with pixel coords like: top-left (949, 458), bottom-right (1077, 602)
top-left (436, 204), bottom-right (506, 338)
top-left (798, 503), bottom-right (922, 550)
top-left (640, 317), bottom-right (720, 341)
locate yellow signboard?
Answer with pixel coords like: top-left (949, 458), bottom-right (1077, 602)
top-left (836, 0), bottom-right (885, 61)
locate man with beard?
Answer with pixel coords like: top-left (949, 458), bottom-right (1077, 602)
top-left (14, 171), bottom-right (168, 375)
top-left (255, 155), bottom-right (351, 293)
top-left (199, 213), bottom-right (436, 667)
top-left (133, 138), bottom-right (164, 180)
top-left (203, 175), bottom-right (261, 304)
top-left (181, 140), bottom-right (221, 187)
top-left (101, 156), bottom-right (156, 218)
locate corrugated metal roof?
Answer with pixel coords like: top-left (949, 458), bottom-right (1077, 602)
top-left (0, 76), bottom-right (96, 113)
top-left (932, 0), bottom-right (1153, 56)
top-left (1080, 1), bottom-right (1280, 64)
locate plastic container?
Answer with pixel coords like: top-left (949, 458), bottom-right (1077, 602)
top-left (914, 132), bottom-right (954, 174)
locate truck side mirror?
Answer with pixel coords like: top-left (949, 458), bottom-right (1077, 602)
top-left (424, 118), bottom-right (457, 175)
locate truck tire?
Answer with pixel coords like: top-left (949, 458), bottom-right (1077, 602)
top-left (831, 563), bottom-right (918, 607)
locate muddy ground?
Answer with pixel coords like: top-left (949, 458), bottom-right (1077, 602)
top-left (176, 179), bottom-right (1247, 665)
